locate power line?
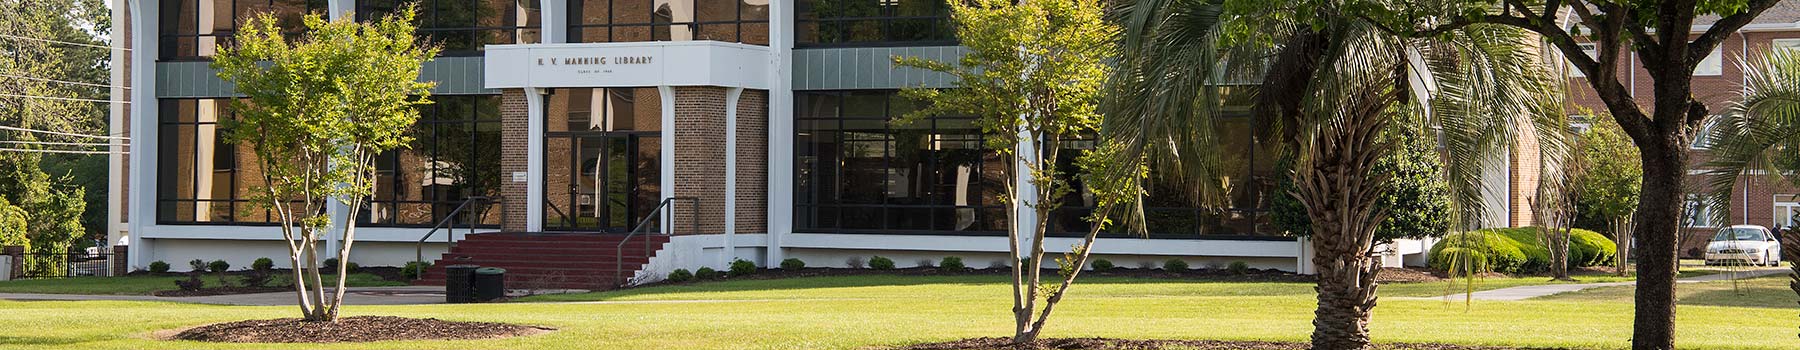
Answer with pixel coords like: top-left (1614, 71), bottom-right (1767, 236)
top-left (0, 73), bottom-right (128, 90)
top-left (0, 34), bottom-right (124, 51)
top-left (0, 93), bottom-right (127, 104)
top-left (0, 140), bottom-right (126, 147)
top-left (0, 125), bottom-right (126, 140)
top-left (0, 148), bottom-right (122, 155)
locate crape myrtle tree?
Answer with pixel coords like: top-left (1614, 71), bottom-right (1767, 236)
top-left (212, 7), bottom-right (437, 321)
top-left (1107, 0), bottom-right (1564, 348)
top-left (1703, 46), bottom-right (1800, 337)
top-left (1355, 1), bottom-right (1784, 348)
top-left (894, 0), bottom-right (1145, 344)
top-left (1534, 113), bottom-right (1580, 281)
top-left (1573, 114), bottom-right (1641, 276)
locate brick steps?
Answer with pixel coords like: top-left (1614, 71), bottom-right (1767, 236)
top-left (414, 232), bottom-right (668, 289)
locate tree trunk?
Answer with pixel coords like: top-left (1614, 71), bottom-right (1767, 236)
top-left (1631, 139), bottom-right (1686, 350)
top-left (1295, 110), bottom-right (1390, 350)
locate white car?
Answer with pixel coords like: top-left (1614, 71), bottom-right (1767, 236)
top-left (1705, 225), bottom-right (1782, 267)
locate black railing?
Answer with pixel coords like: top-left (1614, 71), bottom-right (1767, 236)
top-left (12, 250), bottom-right (113, 279)
top-left (616, 197), bottom-right (699, 286)
top-left (414, 196), bottom-right (500, 273)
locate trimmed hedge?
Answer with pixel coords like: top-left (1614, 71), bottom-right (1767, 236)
top-left (1428, 227), bottom-right (1616, 274)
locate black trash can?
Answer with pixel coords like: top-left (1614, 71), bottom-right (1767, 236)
top-left (472, 267), bottom-right (506, 301)
top-left (444, 264), bottom-right (480, 303)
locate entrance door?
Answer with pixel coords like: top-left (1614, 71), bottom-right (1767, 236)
top-left (545, 132), bottom-right (660, 232)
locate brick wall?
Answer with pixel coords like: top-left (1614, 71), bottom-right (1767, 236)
top-left (1509, 122), bottom-right (1541, 227)
top-left (499, 89), bottom-right (530, 232)
top-left (672, 87), bottom-right (729, 235)
top-left (735, 90), bottom-right (768, 233)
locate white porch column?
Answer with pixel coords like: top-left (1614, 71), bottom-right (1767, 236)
top-left (765, 0), bottom-right (795, 266)
top-left (724, 87), bottom-right (744, 268)
top-left (126, 0), bottom-right (160, 269)
top-left (540, 0), bottom-right (566, 43)
top-left (658, 86), bottom-right (677, 232)
top-left (526, 88), bottom-right (547, 231)
top-left (1013, 128), bottom-right (1039, 259)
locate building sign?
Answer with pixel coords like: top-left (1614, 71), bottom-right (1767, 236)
top-left (484, 42), bottom-right (770, 89)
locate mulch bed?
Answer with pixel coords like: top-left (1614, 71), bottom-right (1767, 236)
top-left (1375, 267), bottom-right (1443, 283)
top-left (170, 316), bottom-right (552, 343)
top-left (154, 286), bottom-right (290, 297)
top-left (899, 337), bottom-right (1561, 350)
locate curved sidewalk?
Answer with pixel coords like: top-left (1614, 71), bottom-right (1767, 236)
top-left (1413, 267), bottom-right (1789, 301)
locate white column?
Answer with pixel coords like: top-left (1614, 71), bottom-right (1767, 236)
top-left (107, 0), bottom-right (127, 252)
top-left (526, 89), bottom-right (547, 231)
top-left (1013, 128), bottom-right (1039, 258)
top-left (724, 87), bottom-right (743, 268)
top-left (764, 0), bottom-right (795, 266)
top-left (126, 0), bottom-right (159, 269)
top-left (658, 86), bottom-right (677, 232)
top-left (541, 0), bottom-right (567, 43)
top-left (329, 0), bottom-right (352, 19)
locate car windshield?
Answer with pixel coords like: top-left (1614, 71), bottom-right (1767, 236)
top-left (1713, 228), bottom-right (1768, 241)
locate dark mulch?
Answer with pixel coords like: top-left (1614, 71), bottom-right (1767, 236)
top-left (1375, 267), bottom-right (1443, 283)
top-left (154, 286), bottom-right (290, 297)
top-left (899, 337), bottom-right (1561, 350)
top-left (171, 316), bottom-right (552, 343)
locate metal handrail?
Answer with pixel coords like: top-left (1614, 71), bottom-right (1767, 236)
top-left (615, 197), bottom-right (699, 286)
top-left (414, 196), bottom-right (499, 276)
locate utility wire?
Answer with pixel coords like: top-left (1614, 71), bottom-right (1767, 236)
top-left (0, 140), bottom-right (126, 147)
top-left (0, 73), bottom-right (128, 90)
top-left (0, 125), bottom-right (127, 140)
top-left (0, 93), bottom-right (127, 104)
top-left (0, 33), bottom-right (124, 51)
top-left (0, 147), bottom-right (122, 155)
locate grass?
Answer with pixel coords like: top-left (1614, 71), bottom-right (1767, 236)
top-left (0, 273), bottom-right (404, 295)
top-left (1535, 274), bottom-right (1797, 309)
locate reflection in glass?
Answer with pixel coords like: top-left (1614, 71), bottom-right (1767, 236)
top-left (544, 88), bottom-right (663, 232)
top-left (160, 0), bottom-right (327, 60)
top-left (569, 0), bottom-right (768, 44)
top-left (358, 0), bottom-right (542, 55)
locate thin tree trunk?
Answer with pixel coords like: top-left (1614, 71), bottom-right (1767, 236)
top-left (1631, 140), bottom-right (1685, 350)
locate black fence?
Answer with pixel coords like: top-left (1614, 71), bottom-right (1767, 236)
top-left (14, 251), bottom-right (113, 279)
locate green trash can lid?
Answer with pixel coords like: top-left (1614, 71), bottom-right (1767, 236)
top-left (474, 267), bottom-right (506, 275)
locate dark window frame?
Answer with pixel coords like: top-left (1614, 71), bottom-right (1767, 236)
top-left (357, 0), bottom-right (543, 56)
top-left (566, 0), bottom-right (769, 44)
top-left (158, 0), bottom-right (330, 61)
top-left (795, 0), bottom-right (955, 48)
top-left (359, 94), bottom-right (505, 228)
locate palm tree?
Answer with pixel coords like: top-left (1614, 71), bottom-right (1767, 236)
top-left (1702, 49), bottom-right (1800, 320)
top-left (1103, 1), bottom-right (1564, 348)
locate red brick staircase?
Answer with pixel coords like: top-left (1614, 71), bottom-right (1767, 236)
top-left (414, 232), bottom-right (670, 290)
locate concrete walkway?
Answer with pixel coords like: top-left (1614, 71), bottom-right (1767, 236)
top-left (1416, 267), bottom-right (1789, 301)
top-left (0, 286), bottom-right (585, 306)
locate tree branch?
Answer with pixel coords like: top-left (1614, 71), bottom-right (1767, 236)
top-left (1690, 0), bottom-right (1781, 60)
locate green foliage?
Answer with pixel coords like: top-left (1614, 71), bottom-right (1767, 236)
top-left (666, 269), bottom-right (694, 283)
top-left (695, 267), bottom-right (721, 280)
top-left (845, 256), bottom-right (866, 269)
top-left (780, 258), bottom-right (806, 270)
top-left (0, 198), bottom-right (27, 249)
top-left (1272, 123), bottom-right (1452, 240)
top-left (252, 258), bottom-right (275, 273)
top-left (1163, 259), bottom-right (1190, 271)
top-left (729, 259), bottom-right (757, 276)
top-left (174, 275), bottom-right (205, 291)
top-left (207, 260), bottom-right (230, 274)
top-left (868, 256), bottom-right (896, 270)
top-left (1090, 259), bottom-right (1114, 271)
top-left (0, 0), bottom-right (109, 248)
top-left (1228, 261), bottom-right (1250, 275)
top-left (1430, 227), bottom-right (1617, 274)
top-left (239, 269), bottom-right (273, 288)
top-left (147, 261), bottom-right (170, 274)
top-left (401, 261), bottom-right (430, 280)
top-left (1572, 114), bottom-right (1642, 232)
top-left (939, 256), bottom-right (965, 271)
top-left (1430, 247), bottom-right (1490, 277)
top-left (187, 259), bottom-right (207, 273)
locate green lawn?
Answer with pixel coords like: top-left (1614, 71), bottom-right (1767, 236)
top-left (0, 274), bottom-right (404, 295)
top-left (1535, 275), bottom-right (1797, 309)
top-left (0, 274), bottom-right (1795, 349)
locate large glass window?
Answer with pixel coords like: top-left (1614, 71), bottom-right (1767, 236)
top-left (159, 0), bottom-right (327, 60)
top-left (542, 88), bottom-right (664, 232)
top-left (158, 99), bottom-right (277, 224)
top-left (358, 0), bottom-right (542, 55)
top-left (362, 95), bottom-right (505, 227)
top-left (568, 0), bottom-right (770, 45)
top-left (795, 0), bottom-right (952, 47)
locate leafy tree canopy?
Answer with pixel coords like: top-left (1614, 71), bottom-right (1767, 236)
top-left (1272, 117), bottom-right (1453, 242)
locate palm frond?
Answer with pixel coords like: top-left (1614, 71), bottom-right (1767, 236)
top-left (1704, 49), bottom-right (1800, 225)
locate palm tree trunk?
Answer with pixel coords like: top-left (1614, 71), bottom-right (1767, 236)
top-left (1295, 105), bottom-right (1391, 350)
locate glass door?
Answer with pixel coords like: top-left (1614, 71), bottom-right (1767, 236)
top-left (545, 132), bottom-right (660, 232)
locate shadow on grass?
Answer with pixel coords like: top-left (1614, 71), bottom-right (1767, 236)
top-left (516, 274), bottom-right (1320, 302)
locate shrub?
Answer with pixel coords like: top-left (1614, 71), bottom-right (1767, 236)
top-left (251, 257), bottom-right (275, 272)
top-left (868, 256), bottom-right (896, 270)
top-left (188, 259), bottom-right (208, 273)
top-left (1163, 258), bottom-right (1190, 271)
top-left (1090, 259), bottom-right (1114, 271)
top-left (695, 267), bottom-right (721, 279)
top-left (1429, 247), bottom-right (1490, 276)
top-left (780, 258), bottom-right (806, 270)
top-left (402, 261), bottom-right (431, 280)
top-left (666, 269), bottom-right (694, 282)
top-left (148, 261), bottom-right (170, 274)
top-left (239, 269), bottom-right (273, 288)
top-left (174, 275), bottom-right (205, 291)
top-left (1429, 230), bottom-right (1528, 273)
top-left (1428, 227), bottom-right (1617, 274)
top-left (208, 260), bottom-right (230, 274)
top-left (346, 262), bottom-right (360, 272)
top-left (939, 256), bottom-right (964, 271)
top-left (915, 259), bottom-right (935, 268)
top-left (1227, 261), bottom-right (1250, 275)
top-left (322, 258), bottom-right (339, 271)
top-left (846, 256), bottom-right (866, 269)
top-left (1568, 228), bottom-right (1618, 266)
top-left (729, 259), bottom-right (757, 276)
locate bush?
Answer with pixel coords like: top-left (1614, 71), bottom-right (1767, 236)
top-left (1429, 247), bottom-right (1490, 276)
top-left (402, 261), bottom-right (431, 280)
top-left (939, 256), bottom-right (964, 271)
top-left (1568, 228), bottom-right (1618, 266)
top-left (1429, 230), bottom-right (1527, 273)
top-left (239, 270), bottom-right (273, 288)
top-left (780, 258), bottom-right (806, 270)
top-left (208, 260), bottom-right (230, 274)
top-left (729, 259), bottom-right (757, 276)
top-left (869, 256), bottom-right (896, 270)
top-left (846, 256), bottom-right (866, 269)
top-left (322, 258), bottom-right (339, 271)
top-left (148, 261), bottom-right (170, 274)
top-left (346, 262), bottom-right (360, 272)
top-left (1227, 261), bottom-right (1250, 275)
top-left (1428, 227), bottom-right (1617, 274)
top-left (251, 257), bottom-right (275, 272)
top-left (695, 267), bottom-right (721, 279)
top-left (188, 259), bottom-right (208, 273)
top-left (1090, 259), bottom-right (1114, 271)
top-left (174, 275), bottom-right (205, 291)
top-left (1163, 258), bottom-right (1190, 271)
top-left (666, 269), bottom-right (694, 282)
